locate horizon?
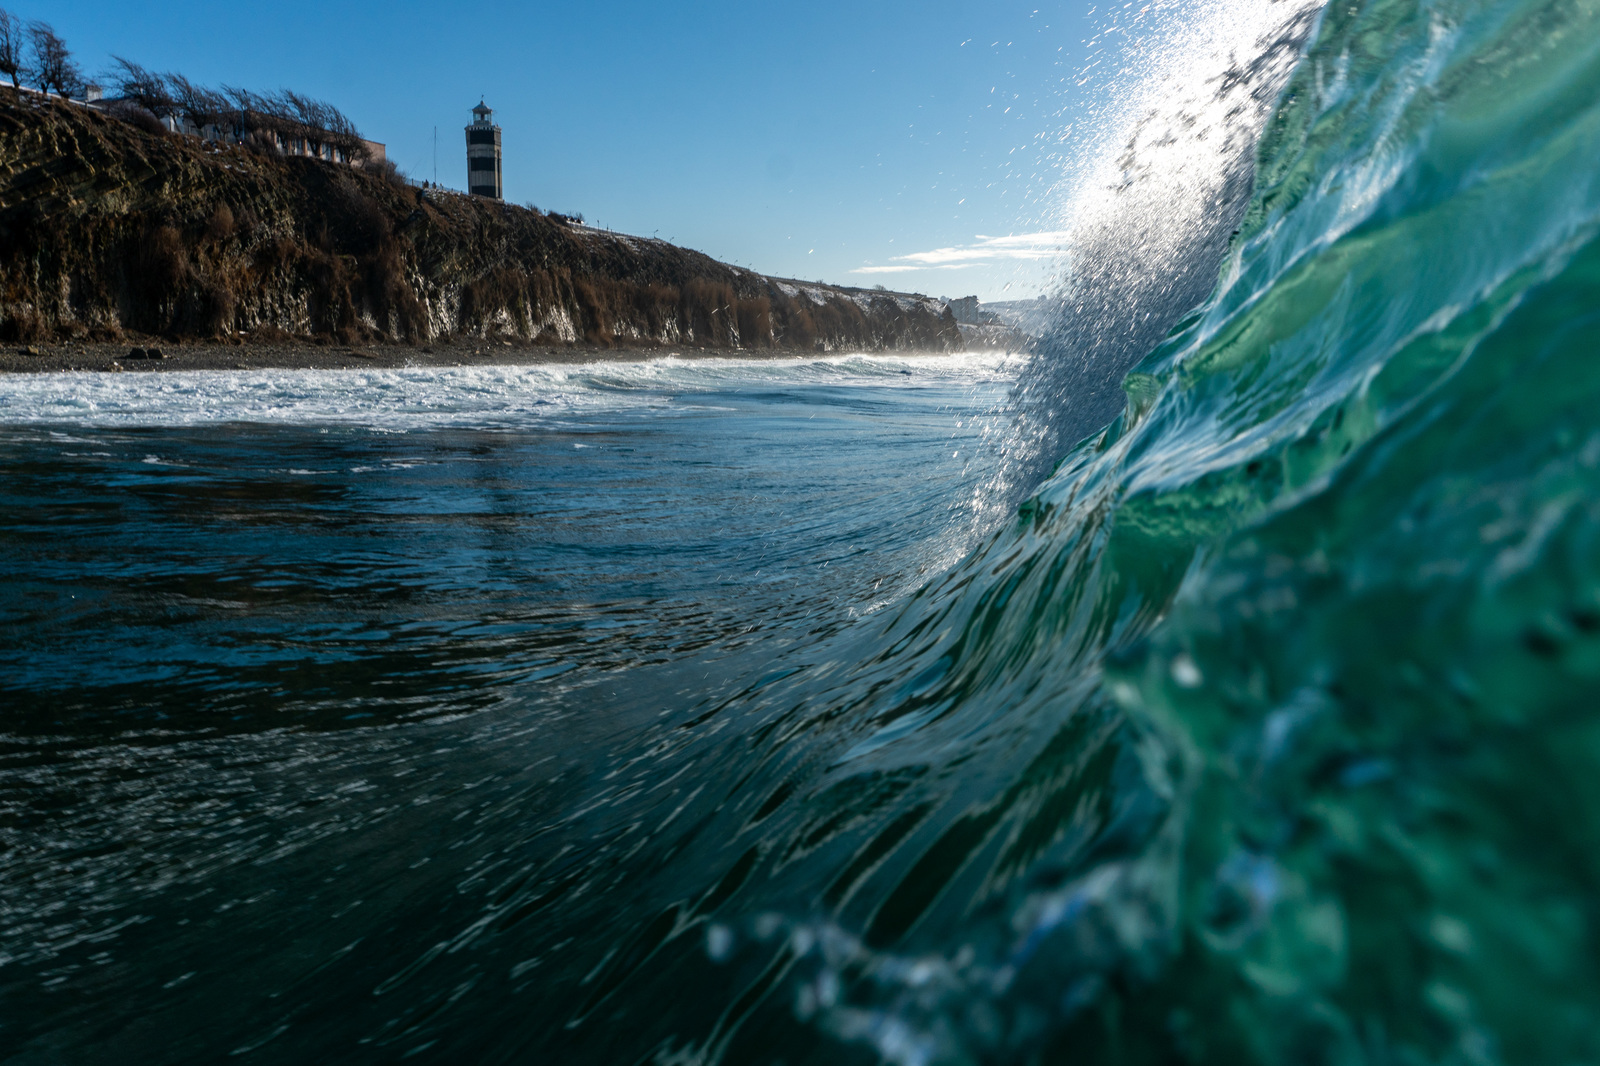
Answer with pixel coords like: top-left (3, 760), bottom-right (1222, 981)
top-left (20, 0), bottom-right (1132, 303)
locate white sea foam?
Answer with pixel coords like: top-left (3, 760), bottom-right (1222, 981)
top-left (0, 351), bottom-right (1027, 430)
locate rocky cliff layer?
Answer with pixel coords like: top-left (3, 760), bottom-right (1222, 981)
top-left (0, 95), bottom-right (961, 352)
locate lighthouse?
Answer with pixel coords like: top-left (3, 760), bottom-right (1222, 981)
top-left (465, 101), bottom-right (502, 199)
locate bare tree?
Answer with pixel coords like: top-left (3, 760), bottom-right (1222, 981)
top-left (221, 84), bottom-right (260, 114)
top-left (88, 57), bottom-right (369, 165)
top-left (280, 90), bottom-right (366, 162)
top-left (165, 73), bottom-right (225, 136)
top-left (108, 56), bottom-right (174, 118)
top-left (25, 21), bottom-right (81, 99)
top-left (321, 100), bottom-right (366, 161)
top-left (0, 9), bottom-right (22, 94)
top-left (271, 88), bottom-right (319, 155)
top-left (220, 85), bottom-right (264, 144)
top-left (328, 109), bottom-right (368, 163)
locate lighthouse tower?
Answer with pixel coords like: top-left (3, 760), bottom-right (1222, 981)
top-left (465, 101), bottom-right (502, 199)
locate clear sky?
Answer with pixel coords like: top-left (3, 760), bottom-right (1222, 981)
top-left (26, 0), bottom-right (1114, 301)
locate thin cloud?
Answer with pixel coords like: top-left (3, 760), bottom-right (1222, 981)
top-left (852, 231), bottom-right (1069, 274)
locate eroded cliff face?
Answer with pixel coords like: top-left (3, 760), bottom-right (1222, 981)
top-left (0, 95), bottom-right (961, 352)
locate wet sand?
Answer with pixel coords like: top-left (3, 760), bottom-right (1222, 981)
top-left (0, 340), bottom-right (799, 374)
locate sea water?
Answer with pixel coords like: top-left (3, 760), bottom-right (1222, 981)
top-left (0, 354), bottom-right (1027, 1061)
top-left (8, 0), bottom-right (1600, 1058)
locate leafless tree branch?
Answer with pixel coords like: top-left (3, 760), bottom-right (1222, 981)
top-left (165, 72), bottom-right (226, 134)
top-left (0, 9), bottom-right (22, 94)
top-left (108, 56), bottom-right (174, 117)
top-left (25, 20), bottom-right (81, 99)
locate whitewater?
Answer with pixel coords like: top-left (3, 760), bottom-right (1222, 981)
top-left (6, 0), bottom-right (1600, 1060)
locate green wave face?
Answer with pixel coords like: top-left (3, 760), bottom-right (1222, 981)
top-left (1060, 0), bottom-right (1600, 1056)
top-left (778, 0), bottom-right (1600, 1061)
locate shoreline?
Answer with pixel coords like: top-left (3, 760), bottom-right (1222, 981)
top-left (0, 341), bottom-right (870, 374)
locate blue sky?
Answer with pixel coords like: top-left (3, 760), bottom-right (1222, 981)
top-left (29, 0), bottom-right (1111, 301)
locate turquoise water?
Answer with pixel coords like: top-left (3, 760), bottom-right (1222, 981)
top-left (7, 0), bottom-right (1600, 1059)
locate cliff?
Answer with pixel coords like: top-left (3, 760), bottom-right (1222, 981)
top-left (0, 95), bottom-right (961, 352)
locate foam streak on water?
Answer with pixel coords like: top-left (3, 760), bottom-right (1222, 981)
top-left (0, 352), bottom-right (1023, 429)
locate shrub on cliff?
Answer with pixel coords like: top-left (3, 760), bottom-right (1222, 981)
top-left (101, 98), bottom-right (165, 135)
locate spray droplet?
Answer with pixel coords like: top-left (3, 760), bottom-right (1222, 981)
top-left (1171, 653), bottom-right (1203, 688)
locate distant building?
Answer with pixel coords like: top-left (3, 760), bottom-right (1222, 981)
top-left (465, 101), bottom-right (502, 199)
top-left (943, 296), bottom-right (1002, 326)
